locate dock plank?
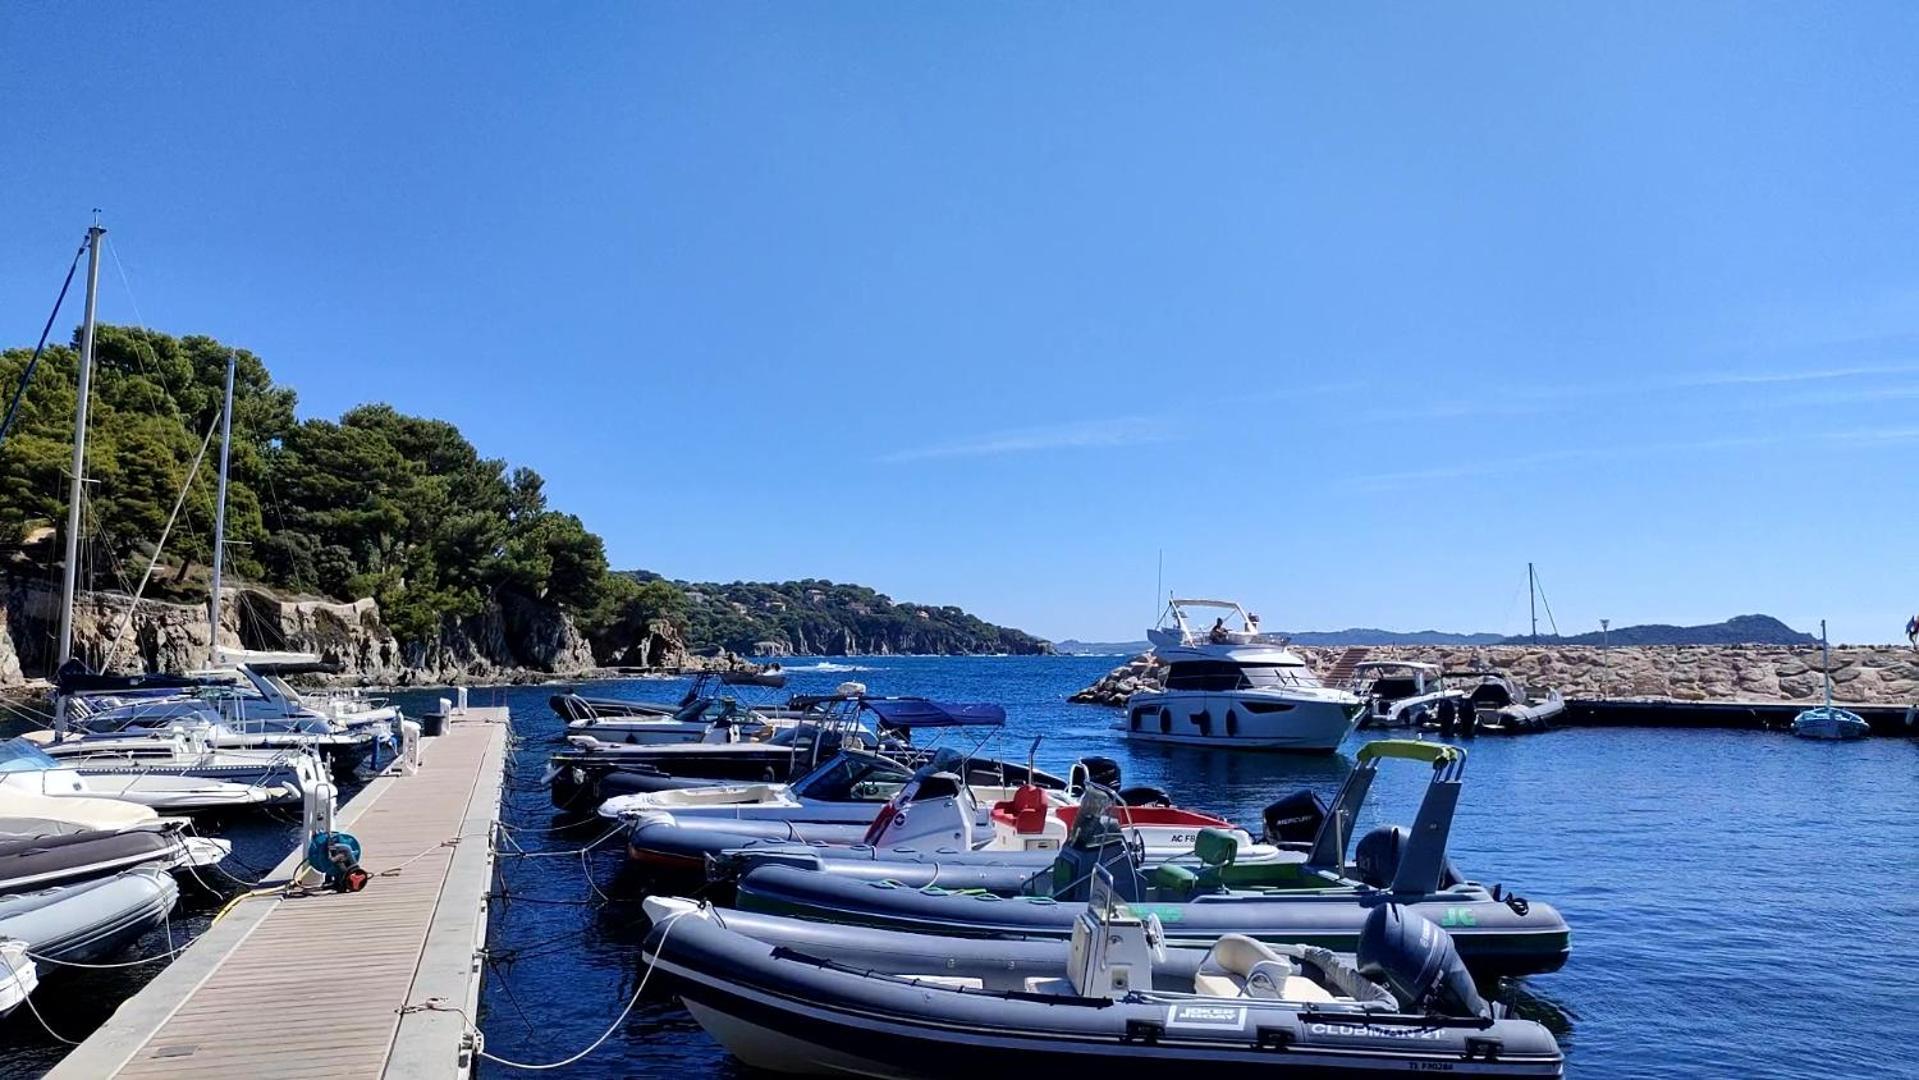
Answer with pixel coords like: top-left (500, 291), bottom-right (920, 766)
top-left (49, 718), bottom-right (506, 1080)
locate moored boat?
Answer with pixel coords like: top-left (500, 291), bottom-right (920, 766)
top-left (643, 875), bottom-right (1563, 1077)
top-left (1124, 599), bottom-right (1362, 753)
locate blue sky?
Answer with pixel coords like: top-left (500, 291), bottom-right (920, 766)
top-left (3, 4), bottom-right (1916, 644)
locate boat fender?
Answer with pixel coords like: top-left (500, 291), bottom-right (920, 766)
top-left (305, 830), bottom-right (369, 893)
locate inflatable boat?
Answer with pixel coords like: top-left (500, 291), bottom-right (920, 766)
top-left (644, 874), bottom-right (1563, 1077)
top-left (0, 867), bottom-right (179, 966)
top-left (734, 742), bottom-right (1571, 981)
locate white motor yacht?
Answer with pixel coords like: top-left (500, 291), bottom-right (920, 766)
top-left (0, 737), bottom-right (283, 812)
top-left (1122, 599), bottom-right (1361, 753)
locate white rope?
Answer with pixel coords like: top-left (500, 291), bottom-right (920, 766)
top-left (471, 909), bottom-right (688, 1070)
top-left (0, 946), bottom-right (75, 1044)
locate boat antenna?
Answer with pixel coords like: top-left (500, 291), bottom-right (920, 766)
top-left (52, 222), bottom-right (105, 737)
top-left (208, 352), bottom-right (236, 663)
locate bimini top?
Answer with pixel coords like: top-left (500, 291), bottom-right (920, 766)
top-left (863, 698), bottom-right (1007, 729)
top-left (1148, 597), bottom-right (1289, 652)
top-left (1352, 661), bottom-right (1443, 676)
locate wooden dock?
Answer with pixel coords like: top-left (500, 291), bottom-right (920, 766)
top-left (50, 717), bottom-right (508, 1080)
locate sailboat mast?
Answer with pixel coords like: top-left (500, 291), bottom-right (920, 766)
top-left (1821, 619), bottom-right (1831, 710)
top-left (52, 223), bottom-right (104, 735)
top-left (1528, 562), bottom-right (1538, 644)
top-left (208, 354), bottom-right (235, 663)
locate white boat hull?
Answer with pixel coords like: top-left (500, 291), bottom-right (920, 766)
top-left (1122, 690), bottom-right (1359, 752)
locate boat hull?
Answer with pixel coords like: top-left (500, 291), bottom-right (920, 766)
top-left (647, 914), bottom-right (1563, 1078)
top-left (735, 865), bottom-right (1570, 981)
top-left (1124, 691), bottom-right (1361, 753)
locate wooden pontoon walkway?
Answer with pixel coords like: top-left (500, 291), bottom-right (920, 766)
top-left (50, 716), bottom-right (508, 1080)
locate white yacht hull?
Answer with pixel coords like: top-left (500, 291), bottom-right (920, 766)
top-left (1122, 690), bottom-right (1360, 753)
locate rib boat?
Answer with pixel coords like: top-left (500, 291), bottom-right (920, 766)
top-left (733, 742), bottom-right (1571, 981)
top-left (644, 872), bottom-right (1562, 1077)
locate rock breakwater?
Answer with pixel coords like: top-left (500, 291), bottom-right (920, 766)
top-left (1070, 644), bottom-right (1919, 707)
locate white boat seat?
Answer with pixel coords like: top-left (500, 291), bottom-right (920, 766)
top-left (1192, 972), bottom-right (1244, 998)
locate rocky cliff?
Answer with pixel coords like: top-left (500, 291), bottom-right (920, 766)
top-left (0, 578), bottom-right (603, 688)
top-left (1070, 644), bottom-right (1919, 707)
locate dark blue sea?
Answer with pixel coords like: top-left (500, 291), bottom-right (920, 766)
top-left (5, 655), bottom-right (1917, 1078)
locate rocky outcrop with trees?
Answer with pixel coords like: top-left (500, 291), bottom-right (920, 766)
top-left (1070, 644), bottom-right (1919, 707)
top-left (0, 325), bottom-right (1045, 688)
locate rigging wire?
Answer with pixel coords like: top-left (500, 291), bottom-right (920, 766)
top-left (1533, 567), bottom-right (1562, 638)
top-left (101, 411), bottom-right (221, 670)
top-left (0, 235), bottom-right (88, 451)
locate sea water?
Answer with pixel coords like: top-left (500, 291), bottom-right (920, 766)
top-left (5, 655), bottom-right (1916, 1078)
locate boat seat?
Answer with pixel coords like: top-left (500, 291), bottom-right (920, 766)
top-left (1007, 785), bottom-right (1050, 834)
top-left (1192, 972), bottom-right (1244, 998)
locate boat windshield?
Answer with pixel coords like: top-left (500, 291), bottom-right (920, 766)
top-left (0, 738), bottom-right (60, 773)
top-left (791, 752), bottom-right (913, 802)
top-left (1163, 661), bottom-right (1315, 692)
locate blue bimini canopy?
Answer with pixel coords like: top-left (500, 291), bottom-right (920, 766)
top-left (863, 698), bottom-right (1007, 729)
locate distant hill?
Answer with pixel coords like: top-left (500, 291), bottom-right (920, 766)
top-left (620, 572), bottom-right (1052, 657)
top-left (1056, 614), bottom-right (1815, 652)
top-left (1053, 639), bottom-right (1152, 655)
top-left (1503, 614), bottom-right (1816, 647)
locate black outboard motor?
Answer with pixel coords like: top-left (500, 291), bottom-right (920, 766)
top-left (1354, 825), bottom-right (1463, 891)
top-left (1435, 698), bottom-right (1457, 736)
top-left (1077, 756), bottom-right (1123, 790)
top-left (1261, 789), bottom-right (1327, 845)
top-left (1357, 903), bottom-right (1489, 1018)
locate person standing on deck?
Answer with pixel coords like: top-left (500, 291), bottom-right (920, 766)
top-left (1907, 613), bottom-right (1918, 649)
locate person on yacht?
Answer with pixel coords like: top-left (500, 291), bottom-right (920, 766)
top-left (1907, 613), bottom-right (1918, 650)
top-left (1209, 618), bottom-right (1229, 644)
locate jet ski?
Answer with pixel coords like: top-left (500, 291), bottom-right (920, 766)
top-left (643, 873), bottom-right (1563, 1077)
top-left (733, 742), bottom-right (1572, 982)
top-left (0, 867), bottom-right (179, 966)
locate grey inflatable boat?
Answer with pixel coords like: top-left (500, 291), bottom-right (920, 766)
top-left (735, 743), bottom-right (1571, 981)
top-left (643, 876), bottom-right (1562, 1077)
top-left (0, 867), bottom-right (179, 966)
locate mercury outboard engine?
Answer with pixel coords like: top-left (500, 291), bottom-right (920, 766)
top-left (1078, 756), bottom-right (1123, 790)
top-left (1354, 825), bottom-right (1463, 891)
top-left (1357, 903), bottom-right (1488, 1018)
top-left (1261, 789), bottom-right (1327, 844)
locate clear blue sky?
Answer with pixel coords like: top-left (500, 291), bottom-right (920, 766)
top-left (4, 4), bottom-right (1916, 644)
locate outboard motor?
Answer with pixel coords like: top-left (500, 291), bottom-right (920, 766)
top-left (1353, 826), bottom-right (1463, 891)
top-left (1357, 903), bottom-right (1488, 1018)
top-left (1261, 789), bottom-right (1327, 845)
top-left (1077, 756), bottom-right (1123, 790)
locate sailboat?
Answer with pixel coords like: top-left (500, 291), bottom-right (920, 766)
top-left (31, 224), bottom-right (319, 807)
top-left (1791, 620), bottom-right (1870, 741)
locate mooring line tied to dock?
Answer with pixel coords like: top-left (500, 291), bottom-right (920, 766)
top-left (404, 907), bottom-right (694, 1071)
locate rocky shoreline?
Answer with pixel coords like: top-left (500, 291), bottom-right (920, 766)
top-left (0, 579), bottom-right (756, 692)
top-left (1070, 644), bottom-right (1919, 708)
